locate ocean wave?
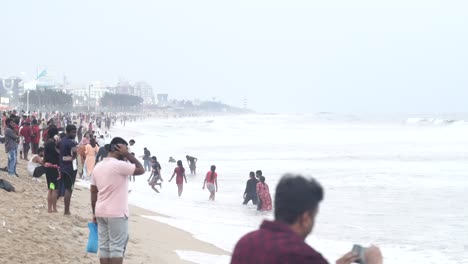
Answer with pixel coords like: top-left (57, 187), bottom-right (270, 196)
top-left (406, 118), bottom-right (468, 126)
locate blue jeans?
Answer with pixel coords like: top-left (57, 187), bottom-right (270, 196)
top-left (8, 148), bottom-right (17, 175)
top-left (144, 160), bottom-right (150, 172)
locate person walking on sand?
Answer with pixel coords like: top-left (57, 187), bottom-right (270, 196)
top-left (85, 138), bottom-right (99, 178)
top-left (43, 127), bottom-right (61, 213)
top-left (256, 176), bottom-right (272, 212)
top-left (91, 137), bottom-right (145, 264)
top-left (169, 160), bottom-right (187, 197)
top-left (31, 119), bottom-right (40, 155)
top-left (186, 155), bottom-right (198, 175)
top-left (4, 118), bottom-right (19, 177)
top-left (243, 171), bottom-right (258, 205)
top-left (60, 125), bottom-right (78, 215)
top-left (147, 156), bottom-right (163, 193)
top-left (19, 121), bottom-right (32, 160)
top-left (203, 165), bottom-right (218, 201)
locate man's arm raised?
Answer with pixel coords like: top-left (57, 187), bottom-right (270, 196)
top-left (124, 152), bottom-right (145, 175)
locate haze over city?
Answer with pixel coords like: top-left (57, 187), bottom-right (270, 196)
top-left (2, 0), bottom-right (467, 113)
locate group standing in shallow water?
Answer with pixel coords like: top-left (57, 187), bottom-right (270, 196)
top-left (133, 150), bottom-right (271, 212)
top-left (243, 170), bottom-right (272, 212)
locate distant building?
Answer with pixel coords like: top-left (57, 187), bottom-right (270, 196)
top-left (134, 81), bottom-right (155, 104)
top-left (68, 81), bottom-right (109, 108)
top-left (112, 80), bottom-right (133, 95)
top-left (0, 77), bottom-right (23, 104)
top-left (157, 94), bottom-right (169, 106)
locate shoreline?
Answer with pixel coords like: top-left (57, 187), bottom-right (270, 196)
top-left (0, 147), bottom-right (229, 264)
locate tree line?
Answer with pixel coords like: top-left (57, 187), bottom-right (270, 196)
top-left (20, 90), bottom-right (73, 110)
top-left (19, 90), bottom-right (143, 111)
top-left (100, 92), bottom-right (143, 109)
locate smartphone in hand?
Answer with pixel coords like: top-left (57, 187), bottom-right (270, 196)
top-left (352, 244), bottom-right (367, 264)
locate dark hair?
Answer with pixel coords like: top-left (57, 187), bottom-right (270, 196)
top-left (210, 165), bottom-right (216, 181)
top-left (256, 170), bottom-right (262, 176)
top-left (38, 147), bottom-right (45, 153)
top-left (90, 138), bottom-right (97, 148)
top-left (66, 124), bottom-right (77, 134)
top-left (151, 156), bottom-right (157, 161)
top-left (48, 127), bottom-right (59, 139)
top-left (249, 171), bottom-right (255, 178)
top-left (110, 137), bottom-right (128, 146)
top-left (129, 139), bottom-right (135, 144)
top-left (259, 176), bottom-right (265, 183)
top-left (274, 174), bottom-right (324, 224)
top-left (177, 160), bottom-right (183, 167)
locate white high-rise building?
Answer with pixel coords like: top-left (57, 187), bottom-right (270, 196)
top-left (134, 81), bottom-right (155, 104)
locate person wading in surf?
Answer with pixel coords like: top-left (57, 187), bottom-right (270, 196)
top-left (203, 165), bottom-right (218, 201)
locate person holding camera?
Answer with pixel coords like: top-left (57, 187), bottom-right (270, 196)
top-left (91, 137), bottom-right (145, 263)
top-left (231, 174), bottom-right (383, 264)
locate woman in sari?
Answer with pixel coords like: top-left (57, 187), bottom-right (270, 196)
top-left (84, 138), bottom-right (99, 178)
top-left (80, 131), bottom-right (90, 145)
top-left (256, 176), bottom-right (272, 211)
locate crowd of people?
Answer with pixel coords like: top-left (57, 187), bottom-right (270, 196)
top-left (2, 109), bottom-right (137, 214)
top-left (1, 109), bottom-right (384, 264)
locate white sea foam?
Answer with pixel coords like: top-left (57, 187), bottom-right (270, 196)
top-left (176, 251), bottom-right (231, 264)
top-left (98, 114), bottom-right (468, 264)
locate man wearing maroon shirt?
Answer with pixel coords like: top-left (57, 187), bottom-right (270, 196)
top-left (231, 175), bottom-right (383, 264)
top-left (31, 119), bottom-right (41, 154)
top-left (20, 121), bottom-right (32, 160)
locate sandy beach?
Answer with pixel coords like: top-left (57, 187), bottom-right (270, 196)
top-left (0, 150), bottom-right (228, 264)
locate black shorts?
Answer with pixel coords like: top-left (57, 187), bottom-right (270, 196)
top-left (45, 167), bottom-right (59, 190)
top-left (62, 170), bottom-right (77, 191)
top-left (33, 166), bottom-right (45, 178)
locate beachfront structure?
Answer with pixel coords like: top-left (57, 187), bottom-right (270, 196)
top-left (67, 82), bottom-right (109, 108)
top-left (157, 93), bottom-right (169, 106)
top-left (108, 80), bottom-right (155, 105)
top-left (134, 81), bottom-right (155, 105)
top-left (0, 77), bottom-right (23, 104)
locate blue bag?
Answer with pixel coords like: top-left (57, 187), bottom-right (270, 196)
top-left (86, 222), bottom-right (99, 253)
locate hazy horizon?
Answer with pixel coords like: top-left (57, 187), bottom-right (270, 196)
top-left (2, 1), bottom-right (467, 113)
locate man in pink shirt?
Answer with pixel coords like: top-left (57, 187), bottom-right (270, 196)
top-left (91, 137), bottom-right (145, 264)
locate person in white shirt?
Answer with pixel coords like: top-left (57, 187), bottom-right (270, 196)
top-left (97, 135), bottom-right (106, 147)
top-left (28, 147), bottom-right (45, 178)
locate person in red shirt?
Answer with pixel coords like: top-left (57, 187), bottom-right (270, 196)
top-left (169, 160), bottom-right (187, 197)
top-left (202, 165), bottom-right (218, 201)
top-left (20, 121), bottom-right (32, 160)
top-left (231, 175), bottom-right (383, 264)
top-left (31, 119), bottom-right (41, 154)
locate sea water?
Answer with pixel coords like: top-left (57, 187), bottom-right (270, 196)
top-left (114, 113), bottom-right (468, 264)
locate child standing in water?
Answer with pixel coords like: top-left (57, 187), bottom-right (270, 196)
top-left (169, 160), bottom-right (187, 197)
top-left (203, 165), bottom-right (218, 201)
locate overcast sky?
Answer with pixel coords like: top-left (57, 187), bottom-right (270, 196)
top-left (1, 1), bottom-right (467, 113)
